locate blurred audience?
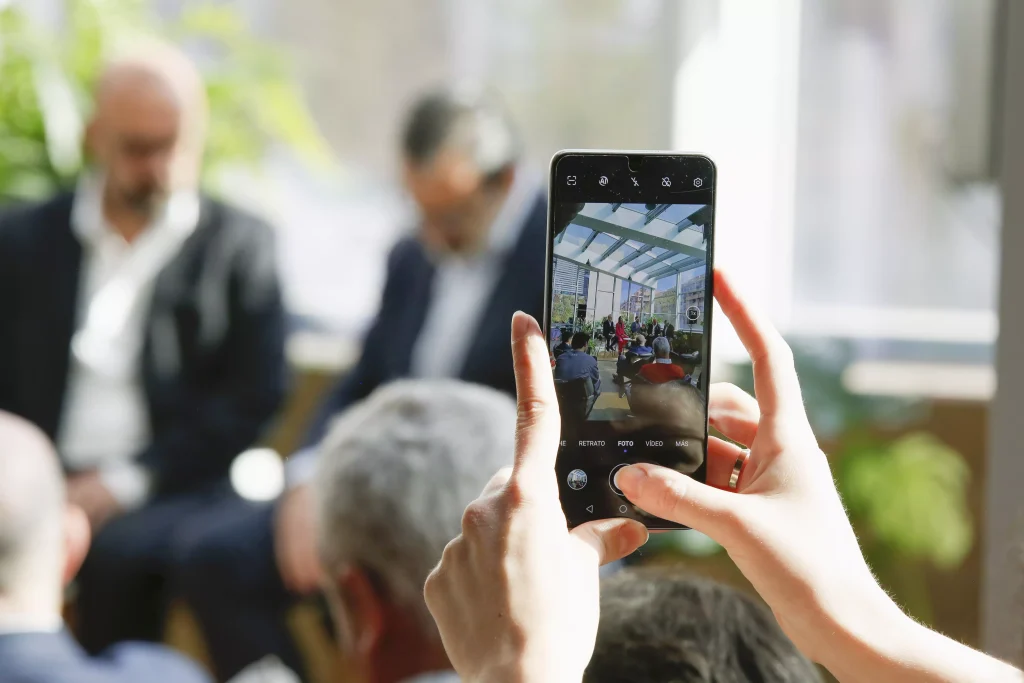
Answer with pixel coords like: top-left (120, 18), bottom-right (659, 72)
top-left (586, 568), bottom-right (821, 683)
top-left (630, 334), bottom-right (652, 356)
top-left (615, 334), bottom-right (652, 383)
top-left (552, 330), bottom-right (573, 358)
top-left (0, 42), bottom-right (285, 654)
top-left (554, 333), bottom-right (601, 395)
top-left (636, 337), bottom-right (686, 384)
top-left (312, 380), bottom-right (516, 683)
top-left (0, 411), bottom-right (211, 683)
top-left (175, 88), bottom-right (545, 680)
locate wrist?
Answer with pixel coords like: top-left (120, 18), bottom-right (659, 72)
top-left (813, 582), bottom-right (914, 679)
top-left (469, 664), bottom-right (583, 683)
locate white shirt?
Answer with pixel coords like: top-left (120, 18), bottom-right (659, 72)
top-left (410, 170), bottom-right (539, 378)
top-left (0, 614), bottom-right (63, 636)
top-left (57, 173), bottom-right (200, 510)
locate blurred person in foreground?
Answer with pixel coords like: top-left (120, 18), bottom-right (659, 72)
top-left (588, 568), bottom-right (821, 683)
top-left (423, 272), bottom-right (1024, 683)
top-left (0, 41), bottom-right (286, 653)
top-left (230, 380), bottom-right (516, 683)
top-left (176, 89), bottom-right (545, 680)
top-left (0, 412), bottom-right (211, 683)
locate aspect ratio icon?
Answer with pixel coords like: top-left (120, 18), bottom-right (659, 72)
top-left (566, 175), bottom-right (577, 186)
top-left (599, 175), bottom-right (609, 186)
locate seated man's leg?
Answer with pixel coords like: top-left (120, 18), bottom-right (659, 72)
top-left (174, 498), bottom-right (305, 682)
top-left (75, 486), bottom-right (234, 654)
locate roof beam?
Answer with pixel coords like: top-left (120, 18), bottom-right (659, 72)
top-left (644, 204), bottom-right (671, 225)
top-left (571, 213), bottom-right (706, 260)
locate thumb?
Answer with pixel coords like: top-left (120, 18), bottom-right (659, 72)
top-left (571, 518), bottom-right (649, 566)
top-left (615, 464), bottom-right (745, 545)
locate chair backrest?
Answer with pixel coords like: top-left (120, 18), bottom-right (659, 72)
top-left (555, 376), bottom-right (596, 421)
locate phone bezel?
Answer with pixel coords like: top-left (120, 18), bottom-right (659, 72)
top-left (545, 149), bottom-right (718, 530)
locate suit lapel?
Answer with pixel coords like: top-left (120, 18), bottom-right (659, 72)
top-left (39, 196), bottom-right (82, 438)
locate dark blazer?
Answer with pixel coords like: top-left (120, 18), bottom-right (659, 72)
top-left (0, 193), bottom-right (287, 497)
top-left (0, 630), bottom-right (211, 683)
top-left (301, 194), bottom-right (547, 448)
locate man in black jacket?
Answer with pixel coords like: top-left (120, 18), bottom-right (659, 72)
top-left (176, 89), bottom-right (546, 681)
top-left (0, 44), bottom-right (285, 653)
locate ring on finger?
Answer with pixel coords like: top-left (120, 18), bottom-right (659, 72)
top-left (728, 448), bottom-right (751, 489)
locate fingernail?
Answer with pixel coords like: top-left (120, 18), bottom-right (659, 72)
top-left (614, 465), bottom-right (647, 494)
top-left (511, 311), bottom-right (535, 340)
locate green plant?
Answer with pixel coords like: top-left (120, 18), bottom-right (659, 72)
top-left (0, 0), bottom-right (330, 203)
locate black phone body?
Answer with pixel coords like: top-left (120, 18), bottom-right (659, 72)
top-left (544, 150), bottom-right (716, 529)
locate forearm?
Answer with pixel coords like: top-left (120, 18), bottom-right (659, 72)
top-left (821, 586), bottom-right (1022, 683)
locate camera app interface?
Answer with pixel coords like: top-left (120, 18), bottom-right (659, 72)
top-left (549, 155), bottom-right (714, 528)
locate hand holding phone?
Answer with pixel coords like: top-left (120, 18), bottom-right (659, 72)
top-left (545, 151), bottom-right (716, 528)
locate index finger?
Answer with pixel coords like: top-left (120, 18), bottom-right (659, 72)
top-left (713, 269), bottom-right (803, 418)
top-left (510, 312), bottom-right (562, 484)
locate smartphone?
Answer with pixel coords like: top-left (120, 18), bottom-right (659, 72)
top-left (545, 150), bottom-right (715, 529)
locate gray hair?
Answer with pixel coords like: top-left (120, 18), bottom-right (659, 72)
top-left (0, 412), bottom-right (65, 594)
top-left (635, 334), bottom-right (646, 347)
top-left (653, 336), bottom-right (671, 358)
top-left (314, 380), bottom-right (516, 638)
top-left (401, 88), bottom-right (520, 177)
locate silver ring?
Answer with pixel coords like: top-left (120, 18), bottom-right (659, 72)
top-left (728, 449), bottom-right (750, 489)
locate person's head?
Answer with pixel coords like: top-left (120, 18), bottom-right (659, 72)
top-left (635, 334), bottom-right (646, 348)
top-left (315, 381), bottom-right (516, 683)
top-left (635, 315), bottom-right (640, 322)
top-left (0, 412), bottom-right (90, 617)
top-left (401, 89), bottom-right (521, 254)
top-left (618, 316), bottom-right (623, 325)
top-left (85, 40), bottom-right (208, 220)
top-left (586, 568), bottom-right (822, 683)
top-left (571, 333), bottom-right (590, 351)
top-left (653, 336), bottom-right (671, 359)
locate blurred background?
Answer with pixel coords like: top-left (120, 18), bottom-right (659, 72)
top-left (2, 0), bottom-right (1023, 680)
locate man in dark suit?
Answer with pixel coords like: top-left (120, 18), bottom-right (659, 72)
top-left (554, 333), bottom-right (601, 394)
top-left (175, 89), bottom-right (546, 680)
top-left (0, 45), bottom-right (285, 654)
top-left (0, 411), bottom-right (212, 683)
top-left (602, 315), bottom-right (615, 351)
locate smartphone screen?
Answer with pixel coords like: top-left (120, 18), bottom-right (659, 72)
top-left (545, 152), bottom-right (715, 529)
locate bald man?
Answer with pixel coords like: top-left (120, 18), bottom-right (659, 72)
top-left (0, 412), bottom-right (211, 683)
top-left (0, 44), bottom-right (286, 653)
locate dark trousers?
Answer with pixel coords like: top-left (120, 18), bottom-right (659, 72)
top-left (75, 483), bottom-right (238, 654)
top-left (175, 498), bottom-right (305, 682)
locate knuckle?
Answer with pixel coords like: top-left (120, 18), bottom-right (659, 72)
top-left (516, 397), bottom-right (550, 426)
top-left (460, 499), bottom-right (491, 535)
top-left (502, 477), bottom-right (529, 508)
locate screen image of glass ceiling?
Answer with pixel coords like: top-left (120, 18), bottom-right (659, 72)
top-left (550, 201), bottom-right (710, 428)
